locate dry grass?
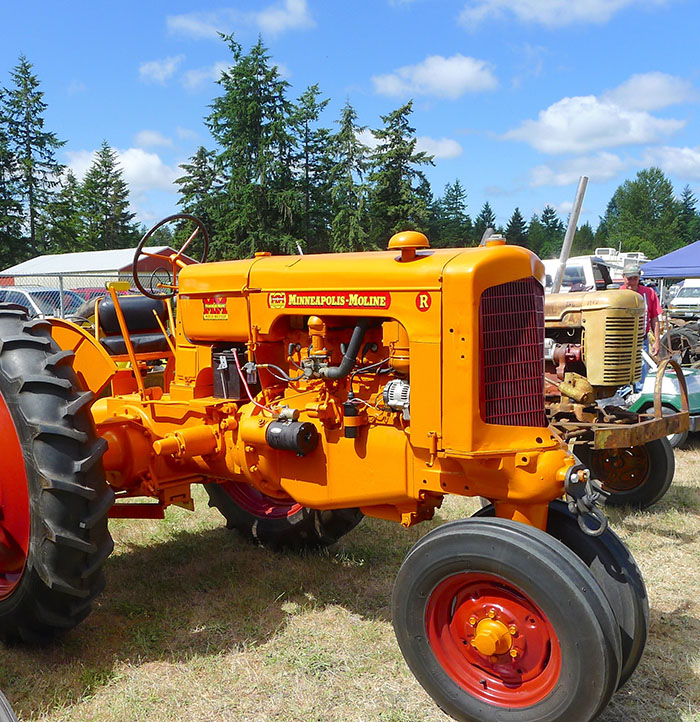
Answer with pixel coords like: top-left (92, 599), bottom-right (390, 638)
top-left (2, 444), bottom-right (700, 722)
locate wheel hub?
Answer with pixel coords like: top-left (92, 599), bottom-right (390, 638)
top-left (471, 617), bottom-right (513, 657)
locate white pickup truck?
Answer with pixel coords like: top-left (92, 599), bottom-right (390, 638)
top-left (542, 255), bottom-right (613, 293)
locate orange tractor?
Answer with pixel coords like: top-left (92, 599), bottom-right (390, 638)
top-left (0, 216), bottom-right (648, 722)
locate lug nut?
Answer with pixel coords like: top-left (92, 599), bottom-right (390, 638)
top-left (508, 625), bottom-right (517, 636)
top-left (487, 608), bottom-right (496, 619)
top-left (469, 616), bottom-right (477, 626)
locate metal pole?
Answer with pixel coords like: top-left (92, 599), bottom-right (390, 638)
top-left (58, 274), bottom-right (65, 318)
top-left (551, 176), bottom-right (589, 294)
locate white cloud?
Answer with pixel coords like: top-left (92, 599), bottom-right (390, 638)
top-left (183, 62), bottom-right (231, 91)
top-left (503, 95), bottom-right (684, 154)
top-left (416, 136), bottom-right (463, 159)
top-left (139, 55), bottom-right (185, 84)
top-left (602, 72), bottom-right (696, 111)
top-left (177, 127), bottom-right (200, 142)
top-left (66, 148), bottom-right (179, 193)
top-left (356, 129), bottom-right (379, 150)
top-left (135, 130), bottom-right (173, 148)
top-left (643, 145), bottom-right (700, 180)
top-left (373, 54), bottom-right (497, 99)
top-left (67, 80), bottom-right (86, 95)
top-left (459, 0), bottom-right (671, 29)
top-left (167, 0), bottom-right (314, 39)
top-left (255, 0), bottom-right (315, 34)
top-left (530, 152), bottom-right (630, 186)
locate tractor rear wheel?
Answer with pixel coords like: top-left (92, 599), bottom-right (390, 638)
top-left (0, 305), bottom-right (113, 643)
top-left (204, 481), bottom-right (363, 549)
top-left (474, 500), bottom-right (648, 689)
top-left (392, 518), bottom-right (621, 722)
top-left (582, 438), bottom-right (674, 509)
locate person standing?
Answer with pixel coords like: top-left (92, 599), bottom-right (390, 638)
top-left (620, 261), bottom-right (661, 392)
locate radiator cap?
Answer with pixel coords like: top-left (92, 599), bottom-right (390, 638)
top-left (388, 231), bottom-right (429, 262)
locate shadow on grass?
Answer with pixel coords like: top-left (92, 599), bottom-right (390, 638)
top-left (0, 512), bottom-right (696, 722)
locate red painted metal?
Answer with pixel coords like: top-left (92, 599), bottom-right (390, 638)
top-left (0, 393), bottom-right (30, 599)
top-left (425, 572), bottom-right (561, 708)
top-left (480, 277), bottom-right (547, 427)
top-left (220, 482), bottom-right (303, 519)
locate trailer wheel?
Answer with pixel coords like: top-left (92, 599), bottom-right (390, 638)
top-left (583, 438), bottom-right (674, 509)
top-left (0, 690), bottom-right (17, 722)
top-left (0, 305), bottom-right (113, 643)
top-left (204, 481), bottom-right (363, 549)
top-left (392, 518), bottom-right (621, 722)
top-left (474, 500), bottom-right (648, 689)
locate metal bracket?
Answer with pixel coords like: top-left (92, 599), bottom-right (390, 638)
top-left (564, 464), bottom-right (608, 537)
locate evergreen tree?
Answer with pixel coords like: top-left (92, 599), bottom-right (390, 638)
top-left (505, 207), bottom-right (527, 248)
top-left (0, 90), bottom-right (23, 267)
top-left (329, 101), bottom-right (372, 252)
top-left (40, 169), bottom-right (84, 254)
top-left (527, 213), bottom-right (547, 257)
top-left (3, 55), bottom-right (65, 255)
top-left (679, 185), bottom-right (700, 245)
top-left (79, 141), bottom-right (140, 251)
top-left (368, 101), bottom-right (434, 245)
top-left (472, 201), bottom-right (497, 243)
top-left (572, 221), bottom-right (596, 255)
top-left (539, 205), bottom-right (565, 257)
top-left (205, 35), bottom-right (301, 259)
top-left (292, 84), bottom-right (332, 253)
top-left (435, 180), bottom-right (471, 247)
top-left (606, 167), bottom-right (679, 256)
top-left (175, 145), bottom-right (217, 258)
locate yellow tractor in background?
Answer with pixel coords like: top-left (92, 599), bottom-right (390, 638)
top-left (0, 216), bottom-right (649, 722)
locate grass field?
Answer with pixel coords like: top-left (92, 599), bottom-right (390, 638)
top-left (1, 442), bottom-right (699, 722)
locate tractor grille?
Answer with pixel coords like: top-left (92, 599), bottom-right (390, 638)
top-left (599, 314), bottom-right (644, 385)
top-left (479, 277), bottom-right (547, 427)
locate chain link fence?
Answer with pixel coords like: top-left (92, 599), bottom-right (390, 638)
top-left (0, 272), bottom-right (139, 319)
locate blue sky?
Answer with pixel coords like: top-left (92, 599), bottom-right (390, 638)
top-left (1, 0), bottom-right (698, 235)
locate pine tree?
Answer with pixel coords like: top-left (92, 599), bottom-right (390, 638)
top-left (679, 185), bottom-right (700, 245)
top-left (205, 35), bottom-right (301, 259)
top-left (3, 55), bottom-right (65, 255)
top-left (527, 213), bottom-right (547, 257)
top-left (329, 101), bottom-right (372, 252)
top-left (175, 146), bottom-right (217, 258)
top-left (0, 90), bottom-right (23, 267)
top-left (435, 180), bottom-right (471, 247)
top-left (539, 205), bottom-right (565, 257)
top-left (292, 84), bottom-right (332, 253)
top-left (472, 201), bottom-right (497, 243)
top-left (368, 101), bottom-right (434, 245)
top-left (40, 169), bottom-right (84, 254)
top-left (79, 141), bottom-right (140, 251)
top-left (505, 207), bottom-right (527, 248)
top-left (572, 221), bottom-right (596, 255)
top-left (606, 167), bottom-right (679, 256)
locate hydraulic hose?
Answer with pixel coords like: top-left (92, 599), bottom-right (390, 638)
top-left (321, 318), bottom-right (371, 380)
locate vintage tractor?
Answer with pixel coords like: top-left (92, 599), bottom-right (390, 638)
top-left (544, 290), bottom-right (688, 508)
top-left (0, 217), bottom-right (649, 722)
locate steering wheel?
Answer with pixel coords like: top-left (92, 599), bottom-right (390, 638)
top-left (133, 214), bottom-right (210, 299)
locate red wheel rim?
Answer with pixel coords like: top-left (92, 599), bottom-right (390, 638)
top-left (221, 482), bottom-right (303, 519)
top-left (426, 572), bottom-right (561, 708)
top-left (0, 393), bottom-right (30, 599)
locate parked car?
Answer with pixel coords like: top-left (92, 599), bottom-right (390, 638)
top-left (0, 286), bottom-right (84, 318)
top-left (627, 351), bottom-right (700, 447)
top-left (71, 286), bottom-right (110, 302)
top-left (543, 255), bottom-right (613, 293)
top-left (667, 278), bottom-right (700, 319)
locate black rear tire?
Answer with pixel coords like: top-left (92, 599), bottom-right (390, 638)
top-left (204, 481), bottom-right (363, 549)
top-left (0, 305), bottom-right (113, 643)
top-left (580, 437), bottom-right (675, 509)
top-left (474, 500), bottom-right (648, 689)
top-left (392, 517), bottom-right (621, 722)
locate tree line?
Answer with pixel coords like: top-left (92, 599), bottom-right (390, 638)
top-left (1, 39), bottom-right (700, 270)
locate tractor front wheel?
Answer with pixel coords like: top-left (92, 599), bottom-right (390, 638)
top-left (0, 305), bottom-right (113, 643)
top-left (392, 518), bottom-right (621, 722)
top-left (582, 437), bottom-right (674, 509)
top-left (204, 481), bottom-right (363, 549)
top-left (474, 500), bottom-right (648, 689)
